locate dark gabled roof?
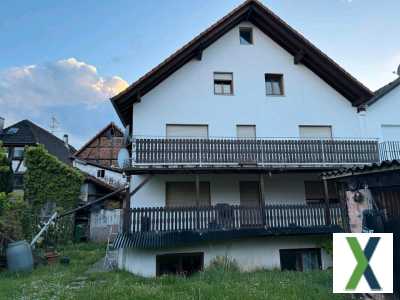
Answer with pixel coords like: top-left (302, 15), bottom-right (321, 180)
top-left (364, 77), bottom-right (400, 107)
top-left (0, 119), bottom-right (76, 165)
top-left (111, 0), bottom-right (373, 126)
top-left (322, 160), bottom-right (400, 179)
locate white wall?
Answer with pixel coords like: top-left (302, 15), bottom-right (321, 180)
top-left (132, 22), bottom-right (361, 139)
top-left (365, 86), bottom-right (400, 140)
top-left (119, 236), bottom-right (332, 277)
top-left (130, 173), bottom-right (320, 208)
top-left (73, 160), bottom-right (126, 186)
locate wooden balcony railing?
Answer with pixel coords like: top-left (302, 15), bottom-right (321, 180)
top-left (124, 203), bottom-right (346, 234)
top-left (132, 137), bottom-right (379, 166)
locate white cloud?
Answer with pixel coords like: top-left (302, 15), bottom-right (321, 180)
top-left (0, 57), bottom-right (128, 113)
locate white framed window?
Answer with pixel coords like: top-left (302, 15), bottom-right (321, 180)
top-left (214, 72), bottom-right (233, 95)
top-left (239, 27), bottom-right (253, 45)
top-left (166, 124), bottom-right (208, 138)
top-left (13, 147), bottom-right (24, 159)
top-left (236, 125), bottom-right (256, 138)
top-left (265, 74), bottom-right (284, 96)
top-left (299, 126), bottom-right (332, 139)
top-left (97, 169), bottom-right (105, 178)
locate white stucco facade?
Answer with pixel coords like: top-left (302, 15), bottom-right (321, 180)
top-left (117, 17), bottom-right (399, 277)
top-left (130, 172), bottom-right (320, 208)
top-left (118, 236), bottom-right (332, 278)
top-left (364, 86), bottom-right (400, 141)
top-left (73, 160), bottom-right (126, 187)
top-left (131, 22), bottom-right (362, 139)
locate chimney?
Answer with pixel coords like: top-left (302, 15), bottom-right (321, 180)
top-left (63, 134), bottom-right (69, 148)
top-left (0, 117), bottom-right (4, 134)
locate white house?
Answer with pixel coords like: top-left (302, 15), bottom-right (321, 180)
top-left (110, 0), bottom-right (390, 277)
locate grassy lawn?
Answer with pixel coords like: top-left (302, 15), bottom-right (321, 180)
top-left (0, 243), bottom-right (349, 300)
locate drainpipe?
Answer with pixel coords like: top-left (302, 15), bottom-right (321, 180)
top-left (357, 105), bottom-right (367, 138)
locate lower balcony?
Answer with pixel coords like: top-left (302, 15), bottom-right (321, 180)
top-left (114, 203), bottom-right (346, 249)
top-left (124, 203), bottom-right (345, 233)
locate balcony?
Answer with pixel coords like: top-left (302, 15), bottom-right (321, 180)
top-left (379, 141), bottom-right (400, 161)
top-left (114, 203), bottom-right (346, 249)
top-left (124, 203), bottom-right (346, 233)
top-left (128, 137), bottom-right (380, 171)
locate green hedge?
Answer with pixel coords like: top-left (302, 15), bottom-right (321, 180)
top-left (24, 145), bottom-right (84, 244)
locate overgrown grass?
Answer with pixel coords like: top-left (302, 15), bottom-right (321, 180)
top-left (0, 243), bottom-right (350, 300)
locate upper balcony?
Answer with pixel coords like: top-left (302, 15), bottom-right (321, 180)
top-left (125, 136), bottom-right (380, 173)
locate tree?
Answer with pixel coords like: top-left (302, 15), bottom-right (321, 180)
top-left (0, 142), bottom-right (12, 193)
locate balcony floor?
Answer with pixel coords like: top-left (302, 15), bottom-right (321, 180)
top-left (113, 225), bottom-right (343, 249)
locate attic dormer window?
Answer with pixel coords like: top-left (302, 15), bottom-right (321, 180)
top-left (239, 27), bottom-right (253, 45)
top-left (97, 169), bottom-right (105, 178)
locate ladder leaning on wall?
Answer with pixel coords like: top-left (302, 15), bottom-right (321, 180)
top-left (104, 226), bottom-right (119, 269)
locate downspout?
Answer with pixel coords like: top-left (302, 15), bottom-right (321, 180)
top-left (357, 104), bottom-right (367, 138)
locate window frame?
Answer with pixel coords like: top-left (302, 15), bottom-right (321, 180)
top-left (165, 181), bottom-right (211, 208)
top-left (279, 248), bottom-right (322, 271)
top-left (265, 73), bottom-right (284, 96)
top-left (213, 72), bottom-right (234, 96)
top-left (236, 125), bottom-right (257, 139)
top-left (97, 169), bottom-right (106, 178)
top-left (304, 180), bottom-right (339, 204)
top-left (239, 27), bottom-right (253, 45)
top-left (299, 125), bottom-right (333, 139)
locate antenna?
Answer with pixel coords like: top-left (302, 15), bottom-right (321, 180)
top-left (50, 115), bottom-right (60, 134)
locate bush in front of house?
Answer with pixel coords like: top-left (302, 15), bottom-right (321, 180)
top-left (24, 145), bottom-right (84, 245)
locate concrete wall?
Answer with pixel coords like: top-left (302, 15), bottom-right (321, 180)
top-left (118, 236), bottom-right (332, 278)
top-left (131, 22), bottom-right (361, 139)
top-left (130, 173), bottom-right (320, 208)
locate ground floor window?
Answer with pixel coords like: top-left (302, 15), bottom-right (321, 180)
top-left (280, 248), bottom-right (321, 271)
top-left (156, 252), bottom-right (204, 276)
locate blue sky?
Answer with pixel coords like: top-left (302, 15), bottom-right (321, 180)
top-left (1, 0), bottom-right (399, 147)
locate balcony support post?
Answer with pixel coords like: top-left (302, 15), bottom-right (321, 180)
top-left (195, 174), bottom-right (200, 230)
top-left (122, 176), bottom-right (131, 234)
top-left (259, 173), bottom-right (267, 226)
top-left (323, 178), bottom-right (331, 225)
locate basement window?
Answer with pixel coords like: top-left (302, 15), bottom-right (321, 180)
top-left (97, 169), bottom-right (105, 178)
top-left (239, 27), bottom-right (253, 45)
top-left (214, 72), bottom-right (233, 95)
top-left (265, 74), bottom-right (284, 96)
top-left (156, 253), bottom-right (204, 276)
top-left (280, 248), bottom-right (322, 271)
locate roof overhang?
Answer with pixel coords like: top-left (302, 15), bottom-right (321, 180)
top-left (111, 0), bottom-right (373, 127)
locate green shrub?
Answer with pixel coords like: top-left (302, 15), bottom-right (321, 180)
top-left (24, 145), bottom-right (84, 245)
top-left (207, 255), bottom-right (240, 272)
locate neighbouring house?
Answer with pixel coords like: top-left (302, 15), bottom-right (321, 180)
top-left (72, 123), bottom-right (128, 242)
top-left (107, 0), bottom-right (398, 277)
top-left (0, 118), bottom-right (75, 193)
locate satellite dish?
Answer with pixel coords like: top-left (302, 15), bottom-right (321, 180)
top-left (123, 125), bottom-right (131, 146)
top-left (117, 148), bottom-right (130, 169)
